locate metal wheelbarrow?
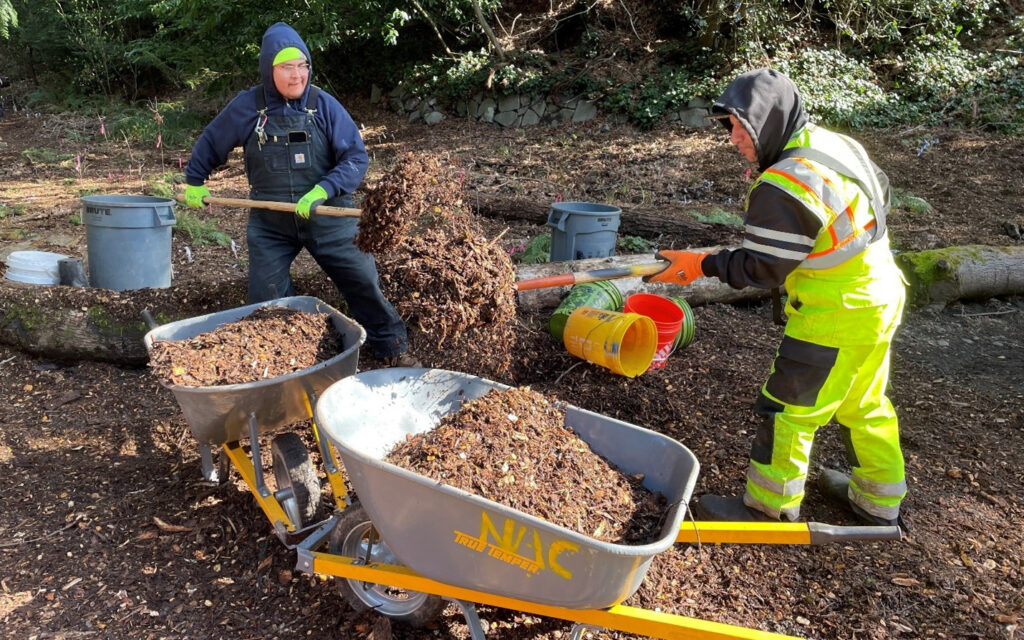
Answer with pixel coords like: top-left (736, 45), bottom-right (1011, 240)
top-left (144, 296), bottom-right (365, 533)
top-left (299, 368), bottom-right (902, 640)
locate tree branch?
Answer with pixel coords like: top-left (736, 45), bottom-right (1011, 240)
top-left (410, 0), bottom-right (457, 59)
top-left (472, 0), bottom-right (506, 61)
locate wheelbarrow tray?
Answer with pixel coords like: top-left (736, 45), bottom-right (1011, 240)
top-left (315, 368), bottom-right (699, 610)
top-left (145, 296), bottom-right (365, 445)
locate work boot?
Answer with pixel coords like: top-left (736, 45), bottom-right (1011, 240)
top-left (817, 469), bottom-right (899, 527)
top-left (381, 352), bottom-right (423, 368)
top-left (693, 495), bottom-right (774, 522)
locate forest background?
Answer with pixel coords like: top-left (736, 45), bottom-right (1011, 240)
top-left (0, 0), bottom-right (1021, 144)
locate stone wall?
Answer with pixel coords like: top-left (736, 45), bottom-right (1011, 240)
top-left (373, 85), bottom-right (712, 129)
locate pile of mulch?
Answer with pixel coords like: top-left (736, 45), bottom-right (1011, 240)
top-left (356, 151), bottom-right (469, 255)
top-left (148, 307), bottom-right (343, 386)
top-left (367, 152), bottom-right (519, 375)
top-left (386, 387), bottom-right (668, 544)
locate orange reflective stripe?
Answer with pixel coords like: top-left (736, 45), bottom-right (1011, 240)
top-left (766, 167), bottom-right (845, 258)
top-left (769, 159), bottom-right (876, 263)
top-left (763, 167), bottom-right (828, 213)
top-left (794, 158), bottom-right (861, 258)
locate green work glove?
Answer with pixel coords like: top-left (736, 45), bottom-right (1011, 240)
top-left (184, 184), bottom-right (211, 209)
top-left (296, 184), bottom-right (328, 219)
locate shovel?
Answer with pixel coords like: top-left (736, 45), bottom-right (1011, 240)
top-left (173, 194), bottom-right (361, 217)
top-left (515, 261), bottom-right (667, 291)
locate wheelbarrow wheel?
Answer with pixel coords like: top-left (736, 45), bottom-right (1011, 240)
top-left (270, 433), bottom-right (322, 527)
top-left (330, 503), bottom-right (446, 627)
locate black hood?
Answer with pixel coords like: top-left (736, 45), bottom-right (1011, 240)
top-left (711, 68), bottom-right (808, 171)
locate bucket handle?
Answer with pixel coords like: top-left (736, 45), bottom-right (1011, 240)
top-left (155, 206), bottom-right (177, 225)
top-left (546, 206), bottom-right (569, 231)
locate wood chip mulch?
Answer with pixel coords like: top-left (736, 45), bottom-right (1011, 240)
top-left (369, 152), bottom-right (519, 375)
top-left (148, 307), bottom-right (343, 387)
top-left (385, 386), bottom-right (668, 544)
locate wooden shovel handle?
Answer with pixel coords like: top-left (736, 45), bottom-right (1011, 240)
top-left (174, 194), bottom-right (361, 217)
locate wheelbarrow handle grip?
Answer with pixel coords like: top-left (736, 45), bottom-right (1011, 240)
top-left (677, 521), bottom-right (903, 545)
top-left (515, 262), bottom-right (667, 291)
top-left (173, 194), bottom-right (361, 218)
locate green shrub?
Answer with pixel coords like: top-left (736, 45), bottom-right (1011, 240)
top-left (0, 203), bottom-right (27, 219)
top-left (892, 189), bottom-right (933, 213)
top-left (776, 50), bottom-right (897, 129)
top-left (107, 101), bottom-right (209, 148)
top-left (21, 147), bottom-right (74, 165)
top-left (689, 208), bottom-right (744, 226)
top-left (518, 234), bottom-right (551, 264)
top-left (173, 208), bottom-right (232, 247)
top-left (618, 235), bottom-right (654, 253)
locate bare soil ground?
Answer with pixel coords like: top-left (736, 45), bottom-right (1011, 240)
top-left (1, 100), bottom-right (1023, 640)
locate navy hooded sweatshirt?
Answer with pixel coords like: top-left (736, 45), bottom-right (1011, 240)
top-left (185, 22), bottom-right (368, 198)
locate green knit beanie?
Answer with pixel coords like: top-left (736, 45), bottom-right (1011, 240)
top-left (273, 47), bottom-right (305, 66)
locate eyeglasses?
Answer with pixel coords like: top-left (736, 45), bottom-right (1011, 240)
top-left (276, 62), bottom-right (310, 74)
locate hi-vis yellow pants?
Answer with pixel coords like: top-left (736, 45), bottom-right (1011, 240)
top-left (743, 252), bottom-right (907, 522)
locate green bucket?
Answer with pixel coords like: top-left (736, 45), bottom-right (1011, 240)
top-left (668, 296), bottom-right (696, 349)
top-left (549, 280), bottom-right (624, 340)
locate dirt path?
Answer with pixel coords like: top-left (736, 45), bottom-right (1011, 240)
top-left (1, 105), bottom-right (1023, 639)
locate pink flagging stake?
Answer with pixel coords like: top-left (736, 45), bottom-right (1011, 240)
top-left (156, 134), bottom-right (162, 149)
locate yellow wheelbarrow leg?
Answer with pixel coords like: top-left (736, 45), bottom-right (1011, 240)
top-left (221, 439), bottom-right (295, 533)
top-left (304, 392), bottom-right (349, 511)
top-left (677, 521), bottom-right (903, 545)
top-left (301, 550), bottom-right (801, 640)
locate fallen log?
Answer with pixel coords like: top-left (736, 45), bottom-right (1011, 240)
top-left (0, 275), bottom-right (334, 366)
top-left (472, 193), bottom-right (742, 248)
top-left (0, 296), bottom-right (151, 365)
top-left (517, 245), bottom-right (1024, 311)
top-left (895, 245), bottom-right (1024, 307)
top-left (3, 246), bottom-right (1022, 364)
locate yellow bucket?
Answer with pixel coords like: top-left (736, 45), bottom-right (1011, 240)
top-left (562, 306), bottom-right (657, 377)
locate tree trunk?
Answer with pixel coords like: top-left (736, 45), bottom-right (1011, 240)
top-left (3, 247), bottom-right (1022, 364)
top-left (471, 192), bottom-right (742, 248)
top-left (0, 300), bottom-right (150, 365)
top-left (895, 245), bottom-right (1024, 307)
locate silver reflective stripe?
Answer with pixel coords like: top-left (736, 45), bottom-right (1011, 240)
top-left (741, 238), bottom-right (810, 261)
top-left (851, 475), bottom-right (907, 498)
top-left (745, 223), bottom-right (817, 248)
top-left (774, 159), bottom-right (854, 226)
top-left (804, 235), bottom-right (872, 269)
top-left (742, 492), bottom-right (801, 521)
top-left (746, 465), bottom-right (806, 497)
top-left (769, 158), bottom-right (875, 270)
top-left (849, 490), bottom-right (901, 520)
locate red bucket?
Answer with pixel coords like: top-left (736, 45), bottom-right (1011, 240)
top-left (623, 293), bottom-right (684, 370)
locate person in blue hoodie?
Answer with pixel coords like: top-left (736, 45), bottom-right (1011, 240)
top-left (183, 22), bottom-right (417, 367)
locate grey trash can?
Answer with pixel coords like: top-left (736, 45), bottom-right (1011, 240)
top-left (82, 195), bottom-right (176, 290)
top-left (546, 201), bottom-right (621, 262)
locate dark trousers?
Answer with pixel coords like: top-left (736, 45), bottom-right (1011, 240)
top-left (246, 201), bottom-right (407, 359)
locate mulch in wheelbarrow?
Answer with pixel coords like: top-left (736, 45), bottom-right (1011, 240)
top-left (386, 386), bottom-right (668, 544)
top-left (148, 307), bottom-right (343, 386)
